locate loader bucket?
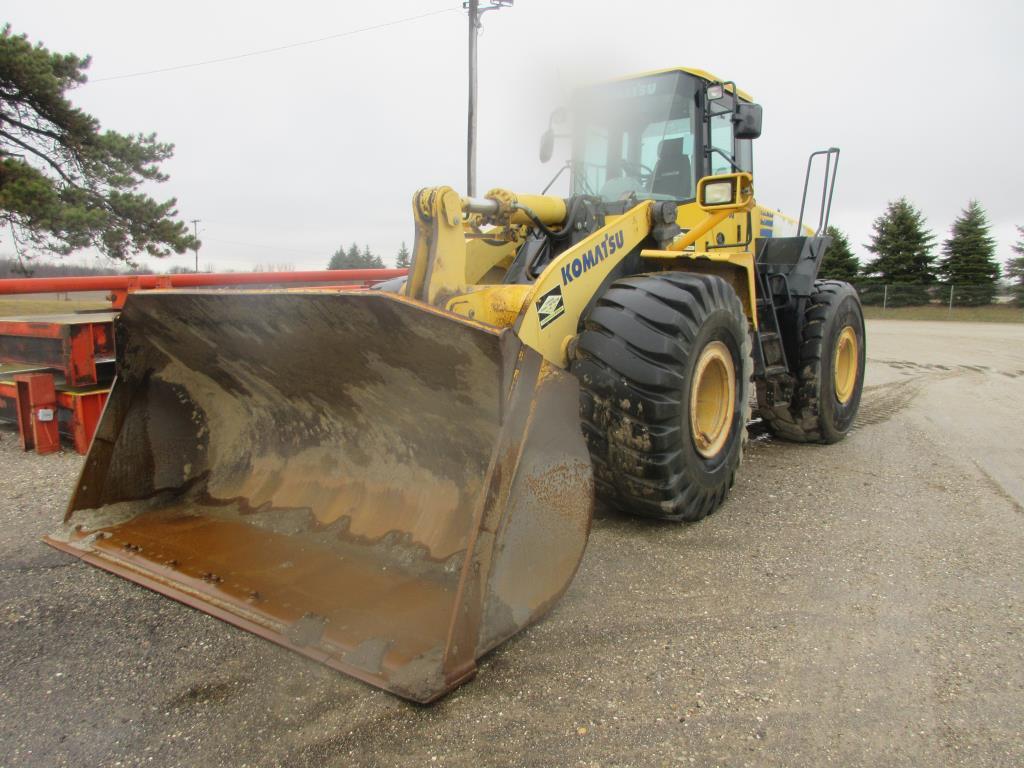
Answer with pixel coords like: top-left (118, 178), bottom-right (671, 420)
top-left (45, 290), bottom-right (593, 703)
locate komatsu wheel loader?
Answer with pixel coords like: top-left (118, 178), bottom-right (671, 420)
top-left (46, 68), bottom-right (865, 703)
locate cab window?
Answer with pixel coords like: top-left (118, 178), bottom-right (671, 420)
top-left (572, 72), bottom-right (699, 202)
top-left (708, 93), bottom-right (753, 175)
top-left (708, 106), bottom-right (734, 176)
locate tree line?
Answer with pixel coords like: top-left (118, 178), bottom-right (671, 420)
top-left (819, 199), bottom-right (1023, 306)
top-left (0, 256), bottom-right (147, 279)
top-left (327, 242), bottom-right (410, 270)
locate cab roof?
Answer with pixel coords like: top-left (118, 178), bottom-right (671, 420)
top-left (609, 67), bottom-right (754, 102)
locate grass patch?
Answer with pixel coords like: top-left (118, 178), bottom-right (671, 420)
top-left (0, 298), bottom-right (110, 317)
top-left (862, 303), bottom-right (1024, 323)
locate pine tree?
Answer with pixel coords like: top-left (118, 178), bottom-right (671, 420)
top-left (937, 200), bottom-right (1000, 305)
top-left (862, 198), bottom-right (936, 305)
top-left (362, 244), bottom-right (384, 269)
top-left (327, 246), bottom-right (346, 270)
top-left (327, 242), bottom-right (360, 269)
top-left (818, 225), bottom-right (859, 281)
top-left (0, 26), bottom-right (196, 262)
top-left (395, 241), bottom-right (411, 269)
top-left (346, 242), bottom-right (361, 265)
top-left (1007, 225), bottom-right (1024, 306)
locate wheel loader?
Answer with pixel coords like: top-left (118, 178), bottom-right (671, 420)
top-left (46, 67), bottom-right (865, 703)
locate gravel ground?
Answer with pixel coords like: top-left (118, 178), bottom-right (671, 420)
top-left (1, 319), bottom-right (1022, 768)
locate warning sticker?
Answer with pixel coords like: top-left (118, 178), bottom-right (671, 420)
top-left (535, 284), bottom-right (566, 329)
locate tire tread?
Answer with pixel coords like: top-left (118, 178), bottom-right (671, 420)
top-left (758, 279), bottom-right (863, 443)
top-left (572, 272), bottom-right (752, 521)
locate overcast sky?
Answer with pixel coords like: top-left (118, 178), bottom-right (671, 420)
top-left (4, 0), bottom-right (1023, 272)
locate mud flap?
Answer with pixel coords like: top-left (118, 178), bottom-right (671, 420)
top-left (45, 290), bottom-right (593, 703)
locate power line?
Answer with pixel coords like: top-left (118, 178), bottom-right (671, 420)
top-left (88, 7), bottom-right (458, 83)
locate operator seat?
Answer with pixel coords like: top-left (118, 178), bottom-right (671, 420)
top-left (651, 137), bottom-right (692, 200)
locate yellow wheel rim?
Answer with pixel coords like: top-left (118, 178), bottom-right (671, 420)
top-left (689, 340), bottom-right (736, 459)
top-left (834, 325), bottom-right (858, 404)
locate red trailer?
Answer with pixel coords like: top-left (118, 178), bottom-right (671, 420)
top-left (0, 312), bottom-right (117, 386)
top-left (0, 268), bottom-right (405, 454)
top-left (0, 372), bottom-right (109, 455)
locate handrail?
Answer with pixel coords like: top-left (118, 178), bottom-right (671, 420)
top-left (796, 148), bottom-right (840, 236)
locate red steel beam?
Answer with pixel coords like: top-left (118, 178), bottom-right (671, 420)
top-left (0, 268), bottom-right (407, 295)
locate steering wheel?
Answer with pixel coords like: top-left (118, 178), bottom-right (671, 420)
top-left (619, 158), bottom-right (654, 181)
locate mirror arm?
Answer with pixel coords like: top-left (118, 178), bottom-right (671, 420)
top-left (705, 146), bottom-right (741, 173)
top-left (541, 161), bottom-right (572, 194)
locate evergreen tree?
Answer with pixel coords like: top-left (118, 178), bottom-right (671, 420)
top-left (327, 241), bottom-right (384, 269)
top-left (328, 242), bottom-right (359, 269)
top-left (1007, 225), bottom-right (1024, 306)
top-left (0, 26), bottom-right (196, 262)
top-left (362, 243), bottom-right (384, 268)
top-left (818, 225), bottom-right (859, 281)
top-left (937, 200), bottom-right (1000, 305)
top-left (327, 247), bottom-right (345, 270)
top-left (862, 198), bottom-right (936, 305)
top-left (395, 241), bottom-right (411, 269)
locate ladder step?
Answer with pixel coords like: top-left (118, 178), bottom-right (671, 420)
top-left (758, 330), bottom-right (787, 372)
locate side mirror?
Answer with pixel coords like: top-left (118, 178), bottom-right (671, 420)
top-left (539, 128), bottom-right (554, 163)
top-left (734, 103), bottom-right (763, 140)
top-left (539, 106), bottom-right (567, 163)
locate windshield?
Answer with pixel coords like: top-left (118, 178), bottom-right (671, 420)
top-left (571, 72), bottom-right (698, 203)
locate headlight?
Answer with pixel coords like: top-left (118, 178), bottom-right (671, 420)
top-left (701, 179), bottom-right (736, 206)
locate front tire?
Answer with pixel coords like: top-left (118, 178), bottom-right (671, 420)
top-left (757, 280), bottom-right (866, 443)
top-left (571, 272), bottom-right (751, 522)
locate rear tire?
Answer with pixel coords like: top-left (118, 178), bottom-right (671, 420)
top-left (757, 280), bottom-right (865, 443)
top-left (571, 272), bottom-right (751, 522)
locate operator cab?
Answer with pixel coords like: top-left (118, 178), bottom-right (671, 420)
top-left (542, 69), bottom-right (761, 204)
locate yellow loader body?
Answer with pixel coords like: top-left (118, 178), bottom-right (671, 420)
top-left (46, 66), bottom-right (856, 703)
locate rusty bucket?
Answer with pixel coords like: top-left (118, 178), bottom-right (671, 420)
top-left (45, 290), bottom-right (593, 702)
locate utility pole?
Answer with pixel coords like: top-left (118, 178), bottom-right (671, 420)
top-left (190, 219), bottom-right (201, 273)
top-left (465, 0), bottom-right (512, 197)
